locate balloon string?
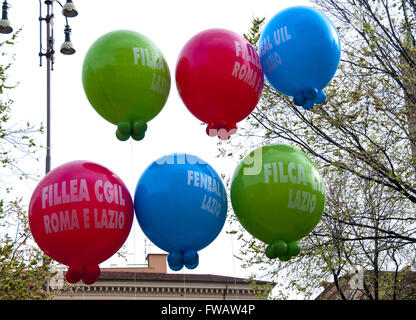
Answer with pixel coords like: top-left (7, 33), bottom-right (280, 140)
top-left (223, 173), bottom-right (238, 299)
top-left (225, 189), bottom-right (238, 298)
top-left (183, 267), bottom-right (186, 299)
top-left (129, 138), bottom-right (138, 298)
top-left (130, 138), bottom-right (134, 196)
top-left (130, 139), bottom-right (136, 266)
top-left (228, 217), bottom-right (238, 299)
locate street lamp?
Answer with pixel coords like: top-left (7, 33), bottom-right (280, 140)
top-left (37, 0), bottom-right (78, 174)
top-left (0, 0), bottom-right (12, 34)
top-left (60, 24), bottom-right (75, 55)
top-left (62, 0), bottom-right (78, 18)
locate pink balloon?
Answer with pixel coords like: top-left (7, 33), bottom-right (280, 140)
top-left (176, 28), bottom-right (264, 140)
top-left (29, 161), bottom-right (134, 285)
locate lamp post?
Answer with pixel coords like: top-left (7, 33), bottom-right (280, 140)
top-left (38, 0), bottom-right (78, 174)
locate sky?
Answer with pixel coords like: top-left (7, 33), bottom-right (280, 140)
top-left (5, 0), bottom-right (311, 283)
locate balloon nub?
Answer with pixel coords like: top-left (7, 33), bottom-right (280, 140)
top-left (168, 250), bottom-right (199, 271)
top-left (302, 100), bottom-right (315, 110)
top-left (168, 251), bottom-right (183, 265)
top-left (315, 90), bottom-right (327, 105)
top-left (293, 92), bottom-right (306, 106)
top-left (294, 87), bottom-right (327, 111)
top-left (66, 264), bottom-right (101, 285)
top-left (184, 250), bottom-right (199, 269)
top-left (287, 241), bottom-right (301, 257)
top-left (65, 264), bottom-right (83, 284)
top-left (206, 122), bottom-right (237, 140)
top-left (131, 120), bottom-right (147, 141)
top-left (304, 88), bottom-right (318, 100)
top-left (185, 262), bottom-right (199, 269)
top-left (265, 240), bottom-right (301, 262)
top-left (116, 122), bottom-right (131, 141)
top-left (167, 251), bottom-right (183, 271)
top-left (169, 263), bottom-right (184, 271)
top-left (265, 240), bottom-right (287, 259)
top-left (116, 120), bottom-right (147, 141)
top-left (278, 254), bottom-right (291, 262)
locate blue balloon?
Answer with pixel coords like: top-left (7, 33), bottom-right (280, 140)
top-left (134, 153), bottom-right (227, 271)
top-left (259, 6), bottom-right (341, 110)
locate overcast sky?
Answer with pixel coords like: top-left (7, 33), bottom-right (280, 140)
top-left (5, 0), bottom-right (311, 281)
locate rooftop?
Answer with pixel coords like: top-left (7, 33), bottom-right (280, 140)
top-left (98, 253), bottom-right (270, 285)
top-left (98, 270), bottom-right (269, 285)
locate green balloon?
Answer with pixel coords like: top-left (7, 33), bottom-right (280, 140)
top-left (230, 144), bottom-right (325, 259)
top-left (82, 30), bottom-right (171, 141)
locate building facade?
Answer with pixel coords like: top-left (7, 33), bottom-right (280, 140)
top-left (53, 254), bottom-right (274, 300)
top-left (315, 266), bottom-right (416, 300)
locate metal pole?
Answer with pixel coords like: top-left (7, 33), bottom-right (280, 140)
top-left (45, 41), bottom-right (51, 174)
top-left (40, 0), bottom-right (76, 174)
top-left (44, 1), bottom-right (53, 174)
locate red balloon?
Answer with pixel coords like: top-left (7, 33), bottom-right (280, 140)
top-left (176, 28), bottom-right (264, 140)
top-left (29, 161), bottom-right (134, 285)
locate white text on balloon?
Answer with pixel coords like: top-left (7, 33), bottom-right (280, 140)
top-left (42, 208), bottom-right (126, 234)
top-left (263, 162), bottom-right (307, 185)
top-left (187, 170), bottom-right (223, 198)
top-left (41, 179), bottom-right (90, 209)
top-left (288, 190), bottom-right (317, 214)
top-left (201, 194), bottom-right (222, 217)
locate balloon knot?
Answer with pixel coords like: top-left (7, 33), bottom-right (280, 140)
top-left (265, 240), bottom-right (301, 261)
top-left (294, 88), bottom-right (327, 111)
top-left (116, 120), bottom-right (147, 141)
top-left (65, 264), bottom-right (101, 285)
top-left (206, 122), bottom-right (237, 140)
top-left (168, 250), bottom-right (199, 271)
